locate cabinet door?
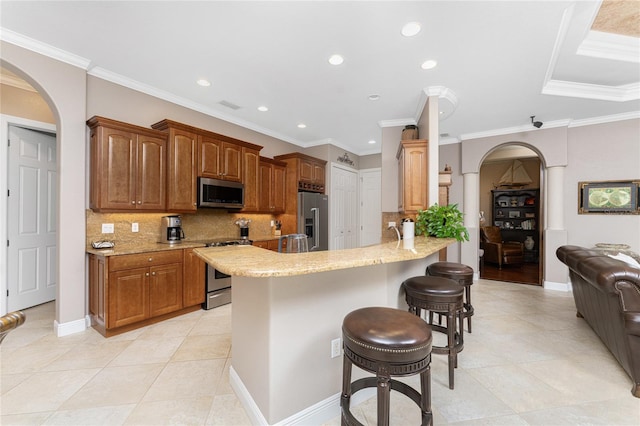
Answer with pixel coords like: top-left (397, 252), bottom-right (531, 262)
top-left (272, 163), bottom-right (286, 213)
top-left (399, 143), bottom-right (428, 212)
top-left (88, 254), bottom-right (106, 327)
top-left (241, 148), bottom-right (260, 211)
top-left (312, 163), bottom-right (325, 185)
top-left (183, 249), bottom-right (205, 307)
top-left (167, 129), bottom-right (197, 211)
top-left (258, 162), bottom-right (273, 212)
top-left (149, 263), bottom-right (183, 317)
top-left (97, 127), bottom-right (137, 210)
top-left (108, 267), bottom-right (149, 328)
top-left (137, 134), bottom-right (166, 210)
top-left (221, 142), bottom-right (242, 182)
top-left (299, 159), bottom-right (314, 182)
top-left (198, 135), bottom-right (221, 178)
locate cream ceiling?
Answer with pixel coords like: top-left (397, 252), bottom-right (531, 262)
top-left (1, 1), bottom-right (638, 155)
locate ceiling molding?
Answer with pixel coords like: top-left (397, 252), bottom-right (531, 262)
top-left (578, 30), bottom-right (640, 64)
top-left (542, 79), bottom-right (640, 102)
top-left (0, 27), bottom-right (91, 69)
top-left (0, 72), bottom-right (36, 92)
top-left (460, 119), bottom-right (572, 141)
top-left (378, 118), bottom-right (416, 128)
top-left (568, 110), bottom-right (640, 127)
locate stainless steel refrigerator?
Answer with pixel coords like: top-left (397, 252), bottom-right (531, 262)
top-left (298, 192), bottom-right (329, 251)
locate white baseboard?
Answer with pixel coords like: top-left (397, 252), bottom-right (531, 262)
top-left (543, 280), bottom-right (572, 292)
top-left (229, 366), bottom-right (375, 426)
top-left (54, 316), bottom-right (87, 337)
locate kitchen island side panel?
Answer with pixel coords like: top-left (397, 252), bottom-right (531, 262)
top-left (231, 256), bottom-right (434, 424)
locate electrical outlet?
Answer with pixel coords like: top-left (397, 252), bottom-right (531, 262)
top-left (132, 222), bottom-right (139, 232)
top-left (388, 221), bottom-right (396, 228)
top-left (102, 223), bottom-right (114, 233)
top-left (331, 338), bottom-right (341, 358)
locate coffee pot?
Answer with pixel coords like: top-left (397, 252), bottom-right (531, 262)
top-left (235, 217), bottom-right (251, 240)
top-left (160, 215), bottom-right (185, 244)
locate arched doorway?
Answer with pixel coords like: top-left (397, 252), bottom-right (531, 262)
top-left (459, 128), bottom-right (569, 291)
top-left (1, 43), bottom-right (88, 335)
top-left (478, 144), bottom-right (543, 285)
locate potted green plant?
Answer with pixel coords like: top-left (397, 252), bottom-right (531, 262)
top-left (415, 203), bottom-right (469, 242)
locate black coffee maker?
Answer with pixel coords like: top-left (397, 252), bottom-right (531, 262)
top-left (160, 215), bottom-right (185, 244)
top-left (235, 217), bottom-right (251, 240)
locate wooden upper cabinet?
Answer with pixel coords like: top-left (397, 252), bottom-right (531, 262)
top-left (199, 136), bottom-right (242, 182)
top-left (87, 116), bottom-right (167, 211)
top-left (274, 152), bottom-right (327, 193)
top-left (151, 120), bottom-right (198, 212)
top-left (241, 147), bottom-right (260, 212)
top-left (397, 139), bottom-right (428, 213)
top-left (258, 157), bottom-right (286, 213)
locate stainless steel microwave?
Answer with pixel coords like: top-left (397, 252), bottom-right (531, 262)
top-left (198, 177), bottom-right (244, 209)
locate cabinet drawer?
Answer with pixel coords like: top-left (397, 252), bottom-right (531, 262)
top-left (109, 250), bottom-right (183, 271)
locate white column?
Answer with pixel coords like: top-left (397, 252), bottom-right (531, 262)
top-left (544, 165), bottom-right (569, 290)
top-left (546, 166), bottom-right (564, 230)
top-left (461, 172), bottom-right (479, 274)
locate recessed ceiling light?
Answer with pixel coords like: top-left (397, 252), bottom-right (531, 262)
top-left (401, 22), bottom-right (421, 37)
top-left (328, 54), bottom-right (344, 65)
top-left (368, 94), bottom-right (381, 101)
top-left (297, 123), bottom-right (307, 129)
top-left (196, 79), bottom-right (211, 87)
top-left (257, 106), bottom-right (269, 112)
top-left (368, 140), bottom-right (376, 144)
top-left (421, 60), bottom-right (438, 70)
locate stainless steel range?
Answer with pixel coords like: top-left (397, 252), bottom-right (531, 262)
top-left (203, 238), bottom-right (252, 310)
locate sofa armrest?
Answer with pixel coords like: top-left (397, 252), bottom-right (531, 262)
top-left (624, 312), bottom-right (640, 337)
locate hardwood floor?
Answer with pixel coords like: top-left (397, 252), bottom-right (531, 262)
top-left (480, 260), bottom-right (540, 285)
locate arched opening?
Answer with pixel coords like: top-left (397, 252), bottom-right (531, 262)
top-left (478, 144), bottom-right (543, 285)
top-left (1, 44), bottom-right (88, 335)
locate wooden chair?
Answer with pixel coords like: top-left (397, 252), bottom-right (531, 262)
top-left (480, 226), bottom-right (524, 269)
top-left (0, 311), bottom-right (26, 344)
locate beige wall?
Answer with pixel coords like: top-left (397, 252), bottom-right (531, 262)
top-left (0, 83), bottom-right (55, 123)
top-left (1, 41), bottom-right (87, 329)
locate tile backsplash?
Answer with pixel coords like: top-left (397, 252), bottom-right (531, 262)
top-left (86, 209), bottom-right (278, 246)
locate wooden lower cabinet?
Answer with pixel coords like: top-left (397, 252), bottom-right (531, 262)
top-left (254, 238), bottom-right (285, 252)
top-left (89, 249), bottom-right (202, 337)
top-left (183, 248), bottom-right (206, 307)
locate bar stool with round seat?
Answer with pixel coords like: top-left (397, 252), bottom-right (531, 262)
top-left (426, 261), bottom-right (475, 333)
top-left (341, 307), bottom-right (433, 426)
top-left (402, 275), bottom-right (464, 390)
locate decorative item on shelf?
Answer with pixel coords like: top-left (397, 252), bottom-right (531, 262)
top-left (401, 124), bottom-right (419, 140)
top-left (524, 236), bottom-right (535, 250)
top-left (479, 211), bottom-right (486, 226)
top-left (415, 204), bottom-right (469, 242)
top-left (497, 159), bottom-right (533, 189)
top-left (336, 152), bottom-right (354, 166)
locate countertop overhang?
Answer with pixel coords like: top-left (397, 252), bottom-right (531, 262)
top-left (194, 237), bottom-right (454, 277)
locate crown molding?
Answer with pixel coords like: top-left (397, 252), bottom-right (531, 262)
top-left (0, 28), bottom-right (91, 69)
top-left (0, 73), bottom-right (36, 92)
top-left (578, 31), bottom-right (640, 64)
top-left (568, 110), bottom-right (640, 127)
top-left (543, 79), bottom-right (640, 102)
top-left (378, 118), bottom-right (415, 128)
top-left (460, 119), bottom-right (572, 141)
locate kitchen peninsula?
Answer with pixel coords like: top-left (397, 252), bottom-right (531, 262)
top-left (194, 237), bottom-right (454, 425)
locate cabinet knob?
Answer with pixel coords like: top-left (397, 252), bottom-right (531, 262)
top-left (131, 201), bottom-right (136, 204)
top-left (148, 258), bottom-right (153, 262)
top-left (152, 272), bottom-right (156, 276)
top-left (137, 201), bottom-right (142, 204)
top-left (146, 272), bottom-right (150, 277)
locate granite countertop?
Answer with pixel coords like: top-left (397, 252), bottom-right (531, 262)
top-left (194, 237), bottom-right (454, 277)
top-left (86, 241), bottom-right (207, 256)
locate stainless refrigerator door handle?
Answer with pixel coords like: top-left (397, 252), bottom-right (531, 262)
top-left (311, 207), bottom-right (320, 251)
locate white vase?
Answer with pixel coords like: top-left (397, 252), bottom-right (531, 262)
top-left (524, 236), bottom-right (535, 250)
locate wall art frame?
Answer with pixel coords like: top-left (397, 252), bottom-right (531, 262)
top-left (578, 180), bottom-right (640, 214)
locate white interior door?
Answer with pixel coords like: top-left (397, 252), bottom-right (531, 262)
top-left (331, 165), bottom-right (357, 250)
top-left (359, 168), bottom-right (381, 247)
top-left (7, 125), bottom-right (57, 311)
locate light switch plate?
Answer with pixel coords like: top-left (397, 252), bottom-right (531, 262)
top-left (102, 223), bottom-right (114, 233)
top-left (132, 222), bottom-right (139, 232)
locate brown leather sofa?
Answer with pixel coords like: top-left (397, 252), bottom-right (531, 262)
top-left (480, 226), bottom-right (524, 268)
top-left (556, 245), bottom-right (640, 398)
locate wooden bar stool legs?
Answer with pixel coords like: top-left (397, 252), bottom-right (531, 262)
top-left (403, 275), bottom-right (464, 390)
top-left (426, 262), bottom-right (474, 333)
top-left (341, 307), bottom-right (433, 426)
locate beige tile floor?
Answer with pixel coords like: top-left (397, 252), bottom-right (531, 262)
top-left (2, 279), bottom-right (639, 425)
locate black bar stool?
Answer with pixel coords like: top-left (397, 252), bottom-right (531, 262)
top-left (426, 262), bottom-right (475, 332)
top-left (341, 307), bottom-right (433, 426)
top-left (402, 275), bottom-right (464, 390)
